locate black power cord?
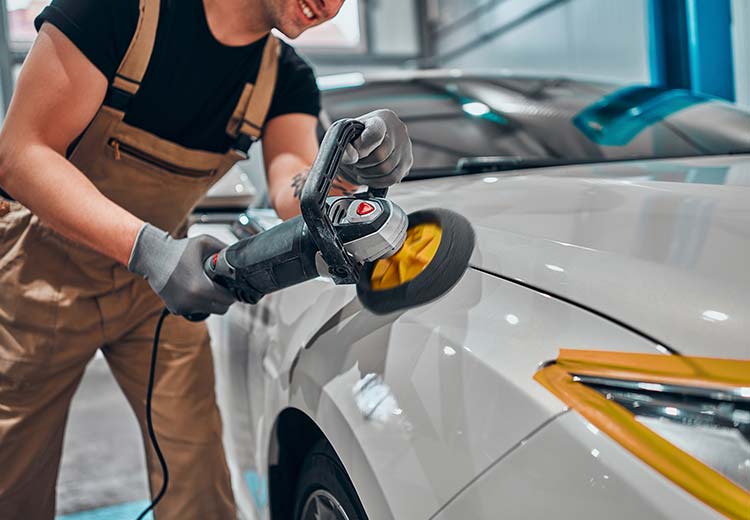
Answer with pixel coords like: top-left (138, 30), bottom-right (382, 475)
top-left (136, 307), bottom-right (171, 520)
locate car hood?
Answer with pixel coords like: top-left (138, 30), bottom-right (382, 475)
top-left (390, 154), bottom-right (750, 359)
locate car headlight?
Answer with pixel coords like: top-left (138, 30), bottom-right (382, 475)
top-left (535, 349), bottom-right (750, 520)
top-left (575, 374), bottom-right (750, 490)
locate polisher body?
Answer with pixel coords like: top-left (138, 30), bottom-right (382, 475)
top-left (205, 195), bottom-right (408, 305)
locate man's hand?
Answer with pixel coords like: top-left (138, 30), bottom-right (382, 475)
top-left (339, 109), bottom-right (413, 188)
top-left (128, 224), bottom-right (235, 316)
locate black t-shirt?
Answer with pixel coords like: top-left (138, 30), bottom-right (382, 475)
top-left (35, 0), bottom-right (321, 153)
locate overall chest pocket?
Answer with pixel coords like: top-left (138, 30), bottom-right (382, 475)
top-left (108, 138), bottom-right (217, 179)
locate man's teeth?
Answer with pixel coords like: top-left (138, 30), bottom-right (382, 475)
top-left (298, 0), bottom-right (315, 19)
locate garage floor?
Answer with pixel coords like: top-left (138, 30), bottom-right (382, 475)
top-left (56, 354), bottom-right (152, 519)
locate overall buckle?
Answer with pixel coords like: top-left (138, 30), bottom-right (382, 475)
top-left (106, 86), bottom-right (134, 112)
top-left (233, 133), bottom-right (259, 156)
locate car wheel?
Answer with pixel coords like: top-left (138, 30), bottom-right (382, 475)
top-left (293, 439), bottom-right (368, 520)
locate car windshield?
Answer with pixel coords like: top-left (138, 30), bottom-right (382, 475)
top-left (320, 75), bottom-right (750, 176)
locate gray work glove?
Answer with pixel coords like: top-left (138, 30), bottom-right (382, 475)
top-left (340, 109), bottom-right (414, 188)
top-left (128, 223), bottom-right (235, 316)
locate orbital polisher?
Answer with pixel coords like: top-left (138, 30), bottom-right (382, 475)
top-left (138, 119), bottom-right (475, 519)
top-left (194, 118), bottom-right (476, 318)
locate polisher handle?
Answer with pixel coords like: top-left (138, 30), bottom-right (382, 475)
top-left (300, 119), bottom-right (365, 284)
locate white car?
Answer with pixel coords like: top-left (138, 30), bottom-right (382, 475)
top-left (197, 72), bottom-right (750, 520)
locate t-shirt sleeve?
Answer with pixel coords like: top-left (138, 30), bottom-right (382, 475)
top-left (266, 44), bottom-right (321, 122)
top-left (34, 0), bottom-right (138, 82)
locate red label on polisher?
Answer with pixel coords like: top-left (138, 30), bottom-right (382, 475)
top-left (356, 202), bottom-right (375, 216)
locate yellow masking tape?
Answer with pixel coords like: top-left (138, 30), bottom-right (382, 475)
top-left (557, 349), bottom-right (750, 388)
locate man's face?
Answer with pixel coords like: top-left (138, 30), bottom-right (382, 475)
top-left (264, 0), bottom-right (346, 39)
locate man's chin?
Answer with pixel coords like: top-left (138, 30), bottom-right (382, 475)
top-left (274, 23), bottom-right (306, 39)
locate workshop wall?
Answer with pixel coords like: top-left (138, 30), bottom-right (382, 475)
top-left (432, 0), bottom-right (650, 84)
top-left (369, 0), bottom-right (420, 56)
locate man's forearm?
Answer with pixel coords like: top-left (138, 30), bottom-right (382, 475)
top-left (268, 154), bottom-right (358, 220)
top-left (273, 168), bottom-right (357, 219)
top-left (0, 143), bottom-right (143, 265)
top-left (290, 169), bottom-right (356, 199)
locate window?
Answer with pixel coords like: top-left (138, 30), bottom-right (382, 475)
top-left (276, 0), bottom-right (365, 52)
top-left (6, 1), bottom-right (365, 53)
top-left (6, 0), bottom-right (45, 49)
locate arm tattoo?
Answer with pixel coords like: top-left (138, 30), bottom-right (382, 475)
top-left (332, 174), bottom-right (356, 197)
top-left (291, 170), bottom-right (356, 198)
top-left (291, 170), bottom-right (309, 199)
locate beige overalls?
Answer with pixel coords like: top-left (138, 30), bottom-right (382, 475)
top-left (0, 0), bottom-right (280, 517)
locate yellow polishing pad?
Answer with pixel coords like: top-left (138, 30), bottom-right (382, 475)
top-left (370, 223), bottom-right (442, 291)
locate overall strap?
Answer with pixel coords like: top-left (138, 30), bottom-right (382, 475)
top-left (226, 35), bottom-right (281, 153)
top-left (107, 0), bottom-right (161, 112)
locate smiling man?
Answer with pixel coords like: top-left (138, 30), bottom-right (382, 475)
top-left (0, 0), bottom-right (412, 518)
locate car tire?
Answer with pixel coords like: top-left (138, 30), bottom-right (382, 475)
top-left (292, 439), bottom-right (368, 520)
